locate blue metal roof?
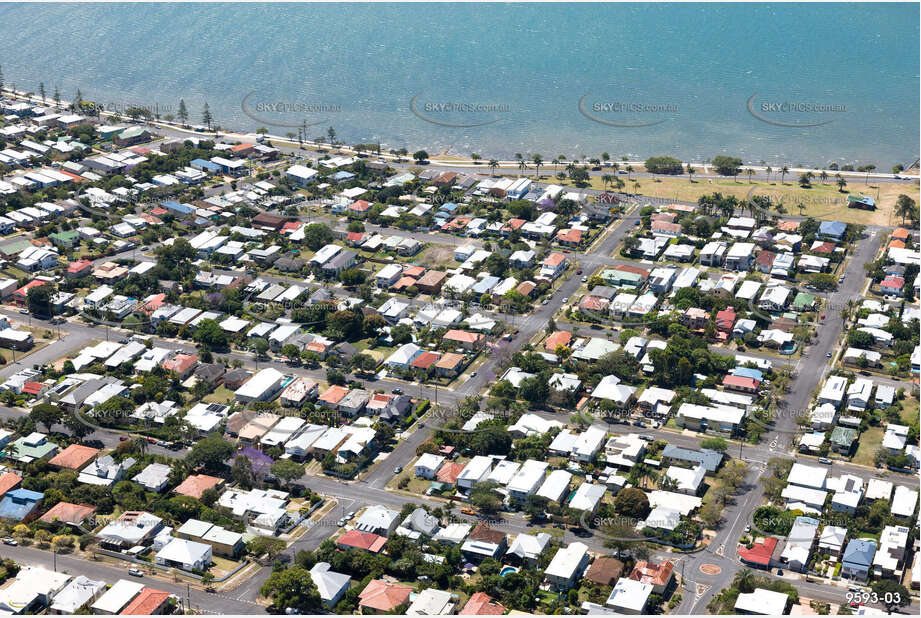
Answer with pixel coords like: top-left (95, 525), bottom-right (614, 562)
top-left (842, 539), bottom-right (876, 567)
top-left (731, 367), bottom-right (764, 381)
top-left (161, 200), bottom-right (195, 214)
top-left (818, 220), bottom-right (847, 236)
top-left (0, 488), bottom-right (43, 521)
top-left (661, 445), bottom-right (724, 472)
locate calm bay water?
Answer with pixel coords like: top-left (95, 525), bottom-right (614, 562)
top-left (0, 2), bottom-right (917, 168)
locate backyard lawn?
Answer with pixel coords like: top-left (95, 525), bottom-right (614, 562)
top-left (851, 426), bottom-right (884, 467)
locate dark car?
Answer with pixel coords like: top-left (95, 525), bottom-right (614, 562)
top-left (391, 388), bottom-right (403, 395)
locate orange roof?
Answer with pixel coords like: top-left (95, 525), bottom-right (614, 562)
top-left (349, 199), bottom-right (371, 212)
top-left (48, 444), bottom-right (100, 470)
top-left (516, 281), bottom-right (536, 296)
top-left (460, 592), bottom-right (506, 615)
top-left (138, 293), bottom-right (167, 314)
top-left (889, 239), bottom-right (906, 249)
top-left (777, 220), bottom-right (800, 232)
top-left (892, 227), bottom-right (911, 240)
top-left (411, 351), bottom-right (441, 369)
top-left (0, 472), bottom-right (21, 496)
top-left (629, 560), bottom-right (675, 587)
top-left (319, 384), bottom-right (349, 405)
top-left (737, 537), bottom-right (778, 566)
top-left (40, 501), bottom-right (96, 524)
top-left (614, 264), bottom-right (650, 277)
top-left (504, 218), bottom-right (526, 231)
top-left (403, 265), bottom-right (425, 278)
top-left (337, 530), bottom-right (387, 553)
top-left (161, 353), bottom-right (198, 374)
top-left (651, 221), bottom-right (681, 233)
top-left (542, 252), bottom-right (566, 267)
top-left (556, 228), bottom-right (582, 243)
top-left (120, 588), bottom-right (170, 615)
top-left (358, 580), bottom-right (412, 611)
top-left (443, 330), bottom-right (482, 344)
top-left (173, 474), bottom-right (223, 499)
top-left (67, 259), bottom-right (93, 273)
top-left (544, 330), bottom-right (572, 351)
top-left (436, 461), bottom-right (465, 484)
top-left (21, 382), bottom-right (44, 396)
top-left (435, 352), bottom-right (465, 369)
top-left (391, 275), bottom-right (417, 290)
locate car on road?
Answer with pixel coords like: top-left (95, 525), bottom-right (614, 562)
top-left (128, 568), bottom-right (144, 577)
top-left (18, 309), bottom-right (28, 315)
top-left (582, 276), bottom-right (588, 282)
top-left (576, 269), bottom-right (583, 274)
top-left (140, 245), bottom-right (150, 251)
top-left (826, 352), bottom-right (832, 358)
top-left (838, 275), bottom-right (846, 283)
top-left (118, 338), bottom-right (129, 344)
top-left (2, 538), bottom-right (17, 546)
top-left (119, 436), bottom-right (129, 441)
top-left (776, 569), bottom-right (783, 576)
top-left (347, 511), bottom-right (355, 519)
top-left (470, 371), bottom-right (477, 377)
top-left (337, 518), bottom-right (347, 527)
top-left (541, 299), bottom-right (549, 305)
top-left (818, 457), bottom-right (833, 464)
top-left (391, 388), bottom-right (403, 395)
top-left (394, 466), bottom-right (403, 474)
top-left (640, 435), bottom-right (655, 441)
top-left (744, 524), bottom-right (751, 533)
top-left (562, 297), bottom-right (570, 304)
top-left (146, 437), bottom-right (157, 444)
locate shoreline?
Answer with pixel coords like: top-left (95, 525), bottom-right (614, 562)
top-left (3, 87), bottom-right (918, 182)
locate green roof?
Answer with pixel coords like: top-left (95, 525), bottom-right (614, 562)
top-left (5, 436), bottom-right (58, 462)
top-left (50, 230), bottom-right (80, 242)
top-left (830, 426), bottom-right (857, 447)
top-left (792, 292), bottom-right (816, 309)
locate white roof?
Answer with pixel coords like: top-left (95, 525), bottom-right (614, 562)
top-left (90, 579), bottom-right (144, 614)
top-left (865, 478), bottom-right (894, 502)
top-left (647, 490), bottom-right (702, 515)
top-left (235, 367), bottom-right (284, 399)
top-left (892, 485), bottom-right (918, 518)
top-left (415, 453), bottom-right (445, 471)
top-left (537, 469), bottom-right (573, 502)
top-left (50, 576), bottom-right (105, 613)
top-left (544, 542), bottom-right (589, 580)
top-left (507, 459), bottom-right (549, 495)
top-left (156, 537), bottom-right (211, 564)
top-left (787, 462), bottom-right (827, 489)
top-left (457, 455), bottom-right (493, 485)
top-left (735, 588), bottom-right (789, 615)
top-left (568, 482), bottom-right (606, 511)
top-left (606, 577), bottom-right (653, 613)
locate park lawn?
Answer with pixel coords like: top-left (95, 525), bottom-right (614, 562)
top-left (415, 245), bottom-right (458, 269)
top-left (548, 174), bottom-right (917, 226)
top-left (851, 426), bottom-right (884, 467)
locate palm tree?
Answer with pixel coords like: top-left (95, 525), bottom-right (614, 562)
top-left (532, 154), bottom-right (543, 179)
top-left (612, 162), bottom-right (620, 174)
top-left (836, 174), bottom-right (847, 192)
top-left (779, 166), bottom-right (789, 184)
top-left (625, 165), bottom-right (634, 181)
top-left (601, 174), bottom-right (613, 191)
top-left (864, 164), bottom-right (876, 184)
top-left (746, 168), bottom-right (755, 184)
top-left (733, 569), bottom-right (756, 594)
top-left (488, 159), bottom-right (499, 176)
top-left (551, 158), bottom-right (559, 173)
top-left (820, 170), bottom-right (829, 184)
top-left (517, 158), bottom-right (528, 177)
top-left (686, 163), bottom-right (695, 182)
top-left (765, 165), bottom-right (772, 181)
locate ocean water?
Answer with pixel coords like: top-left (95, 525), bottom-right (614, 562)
top-left (0, 2), bottom-right (917, 168)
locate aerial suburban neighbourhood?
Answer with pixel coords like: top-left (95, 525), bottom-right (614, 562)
top-left (0, 3), bottom-right (917, 617)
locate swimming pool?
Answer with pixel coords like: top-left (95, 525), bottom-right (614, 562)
top-left (500, 566), bottom-right (518, 577)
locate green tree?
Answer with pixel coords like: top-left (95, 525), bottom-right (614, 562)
top-left (870, 580), bottom-right (910, 613)
top-left (260, 566), bottom-right (322, 613)
top-left (270, 459), bottom-right (305, 488)
top-left (302, 223), bottom-right (334, 250)
top-left (30, 403), bottom-right (62, 433)
top-left (187, 434), bottom-right (235, 472)
top-left (712, 155), bottom-right (742, 177)
top-left (231, 455), bottom-right (255, 489)
top-left (613, 487), bottom-right (650, 519)
top-left (177, 99), bottom-right (189, 125)
top-left (700, 437), bottom-right (728, 452)
top-left (413, 150), bottom-right (429, 163)
top-left (202, 102), bottom-right (213, 130)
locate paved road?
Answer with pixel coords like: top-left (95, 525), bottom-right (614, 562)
top-left (0, 544), bottom-right (266, 614)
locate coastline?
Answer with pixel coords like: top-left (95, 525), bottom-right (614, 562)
top-left (3, 86), bottom-right (917, 184)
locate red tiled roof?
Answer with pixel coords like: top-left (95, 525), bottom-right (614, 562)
top-left (319, 385), bottom-right (349, 405)
top-left (358, 580), bottom-right (412, 611)
top-left (337, 530), bottom-right (387, 553)
top-left (411, 351), bottom-right (441, 369)
top-left (651, 221), bottom-right (681, 234)
top-left (48, 444), bottom-right (100, 470)
top-left (722, 375), bottom-right (760, 390)
top-left (556, 228), bottom-right (582, 243)
top-left (349, 200), bottom-right (371, 212)
top-left (580, 296), bottom-right (607, 312)
top-left (120, 588), bottom-right (170, 615)
top-left (738, 537), bottom-right (778, 566)
top-left (40, 501), bottom-right (96, 524)
top-left (403, 265), bottom-right (425, 278)
top-left (436, 461), bottom-right (465, 484)
top-left (811, 241), bottom-right (836, 254)
top-left (161, 353), bottom-right (198, 374)
top-left (544, 331), bottom-right (573, 351)
top-left (346, 231), bottom-right (365, 243)
top-left (460, 592), bottom-right (506, 615)
top-left (67, 259), bottom-right (93, 273)
top-left (0, 472), bottom-right (21, 497)
top-left (629, 560), bottom-right (674, 587)
top-left (542, 252), bottom-right (566, 267)
top-left (516, 281), bottom-right (536, 296)
top-left (173, 474), bottom-right (223, 499)
top-left (444, 330), bottom-right (482, 344)
top-left (21, 382), bottom-right (44, 396)
top-left (755, 251), bottom-right (776, 266)
top-left (892, 227), bottom-right (911, 240)
top-left (14, 280), bottom-right (45, 299)
top-left (504, 218), bottom-right (526, 231)
top-left (882, 276), bottom-right (905, 289)
top-left (614, 264), bottom-right (650, 277)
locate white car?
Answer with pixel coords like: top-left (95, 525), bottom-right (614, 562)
top-left (2, 538), bottom-right (17, 546)
top-left (128, 568), bottom-right (144, 577)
